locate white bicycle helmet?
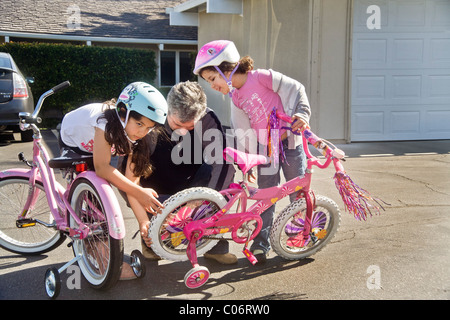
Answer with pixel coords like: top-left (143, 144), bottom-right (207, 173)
top-left (116, 82), bottom-right (168, 128)
top-left (194, 40), bottom-right (240, 96)
top-left (193, 40), bottom-right (240, 75)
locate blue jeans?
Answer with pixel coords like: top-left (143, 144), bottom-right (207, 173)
top-left (250, 139), bottom-right (307, 254)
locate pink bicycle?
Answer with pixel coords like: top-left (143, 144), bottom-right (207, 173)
top-left (149, 111), bottom-right (384, 289)
top-left (0, 82), bottom-right (145, 299)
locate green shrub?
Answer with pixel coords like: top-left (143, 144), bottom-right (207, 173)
top-left (0, 42), bottom-right (157, 127)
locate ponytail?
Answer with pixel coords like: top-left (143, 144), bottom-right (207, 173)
top-left (236, 56), bottom-right (254, 74)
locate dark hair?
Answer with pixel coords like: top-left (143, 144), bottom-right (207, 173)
top-left (199, 56), bottom-right (254, 78)
top-left (99, 100), bottom-right (159, 178)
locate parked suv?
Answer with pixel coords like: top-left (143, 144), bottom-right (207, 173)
top-left (0, 52), bottom-right (34, 141)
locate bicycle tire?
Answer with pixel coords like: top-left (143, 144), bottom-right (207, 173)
top-left (0, 177), bottom-right (65, 255)
top-left (149, 187), bottom-right (227, 261)
top-left (68, 178), bottom-right (123, 290)
top-left (270, 195), bottom-right (341, 260)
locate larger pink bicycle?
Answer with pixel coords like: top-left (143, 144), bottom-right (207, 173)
top-left (0, 82), bottom-right (145, 299)
top-left (149, 111), bottom-right (384, 289)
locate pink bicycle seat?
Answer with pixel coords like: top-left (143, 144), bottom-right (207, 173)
top-left (223, 147), bottom-right (268, 175)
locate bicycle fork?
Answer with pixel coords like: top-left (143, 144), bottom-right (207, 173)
top-left (296, 187), bottom-right (318, 246)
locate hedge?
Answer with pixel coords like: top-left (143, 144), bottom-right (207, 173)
top-left (0, 42), bottom-right (158, 127)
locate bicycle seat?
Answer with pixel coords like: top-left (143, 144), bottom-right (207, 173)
top-left (48, 148), bottom-right (94, 169)
top-left (223, 147), bottom-right (268, 175)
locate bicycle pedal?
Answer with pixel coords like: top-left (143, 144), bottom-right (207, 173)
top-left (16, 218), bottom-right (36, 228)
top-left (243, 248), bottom-right (258, 265)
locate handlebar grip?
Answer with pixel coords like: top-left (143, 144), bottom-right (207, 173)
top-left (51, 81), bottom-right (71, 93)
top-left (276, 111), bottom-right (293, 123)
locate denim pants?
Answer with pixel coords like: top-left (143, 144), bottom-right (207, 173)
top-left (250, 139), bottom-right (307, 254)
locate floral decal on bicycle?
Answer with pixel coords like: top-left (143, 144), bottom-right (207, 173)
top-left (161, 201), bottom-right (214, 247)
top-left (285, 211), bottom-right (327, 247)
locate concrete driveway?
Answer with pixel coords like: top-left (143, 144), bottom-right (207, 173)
top-left (0, 130), bottom-right (449, 301)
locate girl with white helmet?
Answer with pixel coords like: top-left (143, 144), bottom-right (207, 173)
top-left (194, 40), bottom-right (312, 263)
top-left (60, 82), bottom-right (168, 278)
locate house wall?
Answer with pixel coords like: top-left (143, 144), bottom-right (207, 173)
top-left (197, 0), bottom-right (351, 142)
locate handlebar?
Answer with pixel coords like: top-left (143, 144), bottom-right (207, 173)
top-left (276, 111), bottom-right (345, 171)
top-left (276, 110), bottom-right (387, 220)
top-left (31, 80), bottom-right (71, 119)
top-left (50, 80), bottom-right (71, 94)
top-left (18, 80), bottom-right (71, 133)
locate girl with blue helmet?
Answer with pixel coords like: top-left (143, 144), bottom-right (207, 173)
top-left (60, 82), bottom-right (168, 279)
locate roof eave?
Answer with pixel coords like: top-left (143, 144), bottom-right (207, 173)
top-left (0, 31), bottom-right (197, 45)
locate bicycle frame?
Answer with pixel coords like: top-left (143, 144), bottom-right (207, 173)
top-left (183, 128), bottom-right (338, 267)
top-left (154, 110), bottom-right (385, 288)
top-left (0, 107), bottom-right (125, 241)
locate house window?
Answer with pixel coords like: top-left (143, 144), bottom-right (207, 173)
top-left (160, 50), bottom-right (195, 87)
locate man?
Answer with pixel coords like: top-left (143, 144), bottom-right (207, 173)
top-left (121, 81), bottom-right (237, 264)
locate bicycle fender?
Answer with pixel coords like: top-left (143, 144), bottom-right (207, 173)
top-left (0, 168), bottom-right (67, 193)
top-left (0, 168), bottom-right (37, 180)
top-left (75, 171), bottom-right (126, 240)
top-left (0, 168), bottom-right (47, 189)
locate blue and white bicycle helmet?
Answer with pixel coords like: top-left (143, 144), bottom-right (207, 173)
top-left (116, 82), bottom-right (168, 128)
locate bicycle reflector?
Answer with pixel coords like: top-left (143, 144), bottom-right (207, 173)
top-left (75, 163), bottom-right (88, 172)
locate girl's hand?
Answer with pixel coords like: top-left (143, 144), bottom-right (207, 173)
top-left (139, 221), bottom-right (152, 247)
top-left (140, 187), bottom-right (164, 215)
top-left (290, 115), bottom-right (309, 133)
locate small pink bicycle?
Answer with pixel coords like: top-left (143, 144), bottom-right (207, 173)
top-left (0, 82), bottom-right (145, 299)
top-left (149, 111), bottom-right (383, 289)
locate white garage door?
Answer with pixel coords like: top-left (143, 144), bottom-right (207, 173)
top-left (351, 0), bottom-right (450, 141)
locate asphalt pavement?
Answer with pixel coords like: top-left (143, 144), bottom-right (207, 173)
top-left (0, 130), bottom-right (449, 302)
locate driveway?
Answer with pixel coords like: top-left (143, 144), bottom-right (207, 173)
top-left (1, 130), bottom-right (449, 302)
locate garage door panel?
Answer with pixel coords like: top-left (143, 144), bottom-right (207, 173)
top-left (352, 111), bottom-right (385, 140)
top-left (430, 39), bottom-right (450, 66)
top-left (353, 75), bottom-right (386, 102)
top-left (431, 1), bottom-right (450, 27)
top-left (354, 39), bottom-right (387, 66)
top-left (425, 75), bottom-right (450, 102)
top-left (394, 2), bottom-right (426, 27)
top-left (391, 111), bottom-right (421, 134)
top-left (425, 110), bottom-right (450, 133)
top-left (393, 39), bottom-right (424, 64)
top-left (392, 75), bottom-right (422, 99)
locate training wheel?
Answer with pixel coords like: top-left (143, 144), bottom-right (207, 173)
top-left (184, 266), bottom-right (210, 289)
top-left (44, 267), bottom-right (61, 299)
top-left (130, 250), bottom-right (146, 279)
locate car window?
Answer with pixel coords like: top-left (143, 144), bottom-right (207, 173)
top-left (0, 57), bottom-right (12, 68)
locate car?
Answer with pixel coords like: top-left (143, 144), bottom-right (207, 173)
top-left (0, 52), bottom-right (35, 142)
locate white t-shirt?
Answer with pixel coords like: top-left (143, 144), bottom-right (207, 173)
top-left (60, 103), bottom-right (109, 153)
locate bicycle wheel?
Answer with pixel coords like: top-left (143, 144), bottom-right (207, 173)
top-left (270, 195), bottom-right (341, 260)
top-left (0, 177), bottom-right (65, 255)
top-left (68, 178), bottom-right (123, 290)
top-left (149, 187), bottom-right (227, 261)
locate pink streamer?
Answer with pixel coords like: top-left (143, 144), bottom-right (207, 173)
top-left (333, 171), bottom-right (386, 221)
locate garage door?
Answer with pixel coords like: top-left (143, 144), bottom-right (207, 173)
top-left (351, 0), bottom-right (450, 141)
